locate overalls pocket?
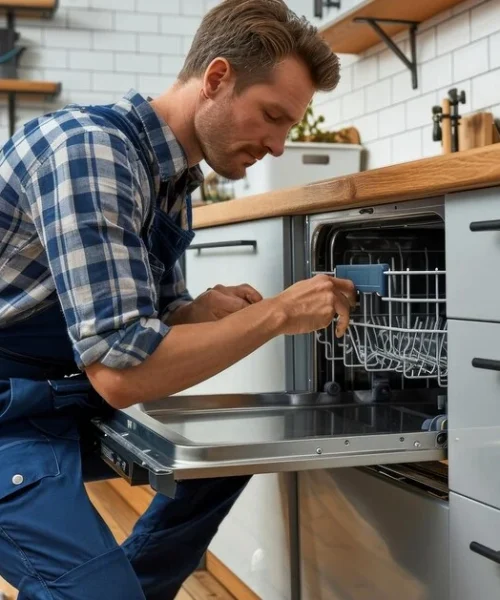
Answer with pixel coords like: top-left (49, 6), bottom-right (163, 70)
top-left (0, 421), bottom-right (59, 503)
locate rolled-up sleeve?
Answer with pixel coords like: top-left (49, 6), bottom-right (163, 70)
top-left (23, 128), bottom-right (169, 370)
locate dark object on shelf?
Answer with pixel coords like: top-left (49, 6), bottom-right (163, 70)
top-left (0, 10), bottom-right (26, 79)
top-left (0, 44), bottom-right (26, 78)
top-left (314, 0), bottom-right (341, 19)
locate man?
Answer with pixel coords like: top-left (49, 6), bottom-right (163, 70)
top-left (0, 1), bottom-right (355, 598)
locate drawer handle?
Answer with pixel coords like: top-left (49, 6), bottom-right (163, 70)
top-left (470, 542), bottom-right (500, 565)
top-left (469, 219), bottom-right (500, 232)
top-left (187, 240), bottom-right (257, 253)
top-left (472, 358), bottom-right (500, 372)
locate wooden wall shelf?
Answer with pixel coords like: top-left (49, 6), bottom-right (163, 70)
top-left (0, 79), bottom-right (61, 136)
top-left (0, 0), bottom-right (57, 18)
top-left (319, 0), bottom-right (467, 55)
top-left (0, 78), bottom-right (60, 94)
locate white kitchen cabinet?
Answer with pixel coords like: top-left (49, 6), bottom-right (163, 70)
top-left (445, 185), bottom-right (500, 511)
top-left (446, 187), bottom-right (500, 600)
top-left (183, 217), bottom-right (294, 600)
top-left (448, 320), bottom-right (500, 511)
top-left (445, 187), bottom-right (500, 324)
top-left (450, 493), bottom-right (500, 600)
top-left (182, 217), bottom-right (289, 395)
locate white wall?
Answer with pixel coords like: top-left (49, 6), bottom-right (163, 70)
top-left (6, 0), bottom-right (500, 172)
top-left (1, 0), bottom-right (219, 142)
top-left (312, 0), bottom-right (500, 169)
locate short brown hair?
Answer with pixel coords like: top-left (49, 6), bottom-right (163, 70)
top-left (178, 0), bottom-right (340, 93)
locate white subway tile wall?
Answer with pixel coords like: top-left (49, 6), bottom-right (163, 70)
top-left (6, 0), bottom-right (500, 171)
top-left (314, 0), bottom-right (500, 168)
top-left (5, 0), bottom-right (215, 141)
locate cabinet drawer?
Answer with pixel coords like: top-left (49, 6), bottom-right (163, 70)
top-left (448, 319), bottom-right (500, 509)
top-left (451, 493), bottom-right (500, 600)
top-left (446, 187), bottom-right (500, 323)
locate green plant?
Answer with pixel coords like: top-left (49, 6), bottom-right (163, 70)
top-left (288, 103), bottom-right (359, 144)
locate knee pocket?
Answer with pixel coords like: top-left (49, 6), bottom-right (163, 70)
top-left (0, 423), bottom-right (60, 504)
top-left (43, 547), bottom-right (145, 600)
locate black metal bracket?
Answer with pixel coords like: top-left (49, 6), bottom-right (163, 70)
top-left (3, 8), bottom-right (21, 137)
top-left (354, 17), bottom-right (419, 89)
top-left (314, 0), bottom-right (341, 19)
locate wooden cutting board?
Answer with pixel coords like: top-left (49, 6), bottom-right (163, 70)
top-left (459, 111), bottom-right (496, 151)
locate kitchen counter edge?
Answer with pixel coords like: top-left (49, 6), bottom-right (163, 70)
top-left (192, 144), bottom-right (500, 229)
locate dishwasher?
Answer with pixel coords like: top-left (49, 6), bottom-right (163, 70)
top-left (91, 197), bottom-right (450, 599)
top-left (299, 197), bottom-right (450, 600)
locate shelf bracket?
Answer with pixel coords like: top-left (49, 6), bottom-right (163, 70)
top-left (4, 8), bottom-right (19, 137)
top-left (353, 17), bottom-right (419, 89)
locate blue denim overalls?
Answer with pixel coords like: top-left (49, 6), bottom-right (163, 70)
top-left (0, 106), bottom-right (250, 599)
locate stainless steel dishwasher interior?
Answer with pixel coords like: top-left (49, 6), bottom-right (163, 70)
top-left (308, 199), bottom-right (448, 498)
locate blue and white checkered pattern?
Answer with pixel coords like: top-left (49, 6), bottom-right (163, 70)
top-left (0, 89), bottom-right (203, 370)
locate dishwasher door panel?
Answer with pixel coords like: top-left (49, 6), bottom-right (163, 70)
top-left (299, 468), bottom-right (449, 600)
top-left (92, 393), bottom-right (446, 496)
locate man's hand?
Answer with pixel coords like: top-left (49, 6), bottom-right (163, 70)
top-left (166, 283), bottom-right (263, 325)
top-left (273, 275), bottom-right (357, 337)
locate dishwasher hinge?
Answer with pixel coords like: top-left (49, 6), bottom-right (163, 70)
top-left (92, 418), bottom-right (177, 498)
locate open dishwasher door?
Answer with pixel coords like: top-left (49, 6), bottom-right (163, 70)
top-left (92, 389), bottom-right (446, 497)
top-left (93, 199), bottom-right (449, 497)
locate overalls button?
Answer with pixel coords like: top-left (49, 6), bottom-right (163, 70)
top-left (12, 474), bottom-right (24, 485)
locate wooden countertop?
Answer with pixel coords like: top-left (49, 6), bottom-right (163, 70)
top-left (193, 144), bottom-right (500, 229)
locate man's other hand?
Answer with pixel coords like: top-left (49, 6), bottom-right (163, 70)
top-left (166, 283), bottom-right (263, 325)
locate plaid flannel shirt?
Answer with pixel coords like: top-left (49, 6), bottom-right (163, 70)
top-left (0, 89), bottom-right (203, 369)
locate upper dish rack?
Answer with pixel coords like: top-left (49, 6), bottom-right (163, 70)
top-left (315, 263), bottom-right (448, 387)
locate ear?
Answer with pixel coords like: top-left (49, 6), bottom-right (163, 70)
top-left (202, 58), bottom-right (233, 99)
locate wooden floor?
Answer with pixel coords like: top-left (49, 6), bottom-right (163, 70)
top-left (0, 479), bottom-right (236, 600)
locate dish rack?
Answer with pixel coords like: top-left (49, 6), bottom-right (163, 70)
top-left (327, 264), bottom-right (447, 385)
top-left (313, 228), bottom-right (448, 394)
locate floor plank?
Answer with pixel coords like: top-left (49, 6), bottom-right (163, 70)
top-left (106, 479), bottom-right (155, 515)
top-left (183, 571), bottom-right (236, 600)
top-left (175, 589), bottom-right (195, 600)
top-left (206, 552), bottom-right (260, 600)
top-left (0, 578), bottom-right (18, 600)
top-left (85, 482), bottom-right (137, 545)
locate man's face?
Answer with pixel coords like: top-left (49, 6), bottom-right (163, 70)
top-left (195, 56), bottom-right (315, 180)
